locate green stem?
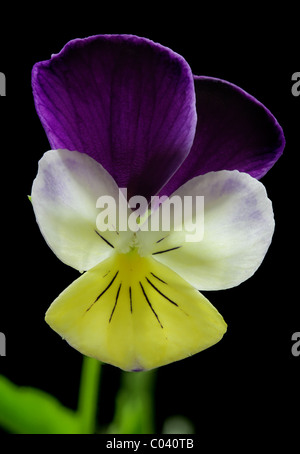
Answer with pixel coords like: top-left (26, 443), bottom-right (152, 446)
top-left (109, 369), bottom-right (156, 434)
top-left (77, 356), bottom-right (101, 434)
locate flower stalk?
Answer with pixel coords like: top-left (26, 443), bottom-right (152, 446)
top-left (109, 369), bottom-right (156, 434)
top-left (77, 356), bottom-right (102, 434)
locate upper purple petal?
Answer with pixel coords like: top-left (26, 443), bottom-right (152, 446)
top-left (160, 76), bottom-right (285, 196)
top-left (32, 34), bottom-right (197, 200)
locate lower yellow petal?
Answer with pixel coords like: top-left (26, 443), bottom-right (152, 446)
top-left (45, 251), bottom-right (227, 371)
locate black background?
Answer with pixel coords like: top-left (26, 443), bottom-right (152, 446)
top-left (0, 7), bottom-right (299, 442)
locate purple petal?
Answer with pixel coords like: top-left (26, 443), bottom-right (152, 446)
top-left (32, 34), bottom-right (197, 200)
top-left (160, 76), bottom-right (285, 196)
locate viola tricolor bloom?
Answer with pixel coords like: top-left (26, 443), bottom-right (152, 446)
top-left (31, 34), bottom-right (284, 371)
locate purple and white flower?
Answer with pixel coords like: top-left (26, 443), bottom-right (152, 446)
top-left (30, 35), bottom-right (284, 371)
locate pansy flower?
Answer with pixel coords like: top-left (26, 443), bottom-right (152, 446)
top-left (31, 35), bottom-right (284, 371)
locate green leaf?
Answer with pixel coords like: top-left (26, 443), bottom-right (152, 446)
top-left (0, 375), bottom-right (81, 434)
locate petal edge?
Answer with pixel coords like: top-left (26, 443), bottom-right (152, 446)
top-left (32, 34), bottom-right (197, 200)
top-left (161, 76), bottom-right (285, 196)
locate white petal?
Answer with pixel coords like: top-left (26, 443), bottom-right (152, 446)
top-left (31, 149), bottom-right (132, 272)
top-left (137, 170), bottom-right (275, 290)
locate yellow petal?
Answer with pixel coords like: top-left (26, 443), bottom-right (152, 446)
top-left (46, 251), bottom-right (227, 371)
